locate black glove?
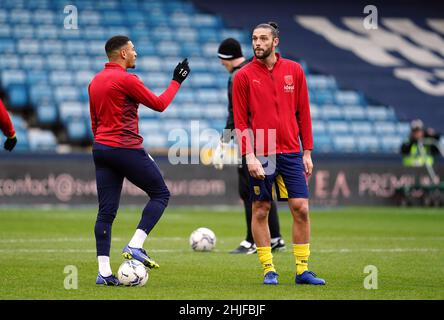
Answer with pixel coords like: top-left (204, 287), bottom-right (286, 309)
top-left (4, 135), bottom-right (17, 152)
top-left (172, 58), bottom-right (190, 84)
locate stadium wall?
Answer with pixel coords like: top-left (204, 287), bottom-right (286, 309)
top-left (0, 154), bottom-right (441, 207)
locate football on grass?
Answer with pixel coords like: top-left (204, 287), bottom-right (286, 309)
top-left (189, 227), bottom-right (216, 251)
top-left (117, 260), bottom-right (148, 286)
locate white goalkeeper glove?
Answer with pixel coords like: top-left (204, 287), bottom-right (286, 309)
top-left (213, 141), bottom-right (228, 170)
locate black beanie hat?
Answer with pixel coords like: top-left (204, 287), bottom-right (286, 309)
top-left (218, 38), bottom-right (243, 60)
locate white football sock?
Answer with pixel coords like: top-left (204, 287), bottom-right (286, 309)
top-left (98, 256), bottom-right (112, 277)
top-left (128, 229), bottom-right (147, 248)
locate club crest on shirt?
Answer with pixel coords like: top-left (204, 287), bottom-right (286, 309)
top-left (284, 75), bottom-right (294, 93)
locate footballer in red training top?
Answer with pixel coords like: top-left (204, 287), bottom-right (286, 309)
top-left (232, 22), bottom-right (325, 286)
top-left (88, 35), bottom-right (190, 286)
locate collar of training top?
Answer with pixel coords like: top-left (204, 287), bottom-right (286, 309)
top-left (104, 62), bottom-right (126, 71)
top-left (253, 52), bottom-right (282, 70)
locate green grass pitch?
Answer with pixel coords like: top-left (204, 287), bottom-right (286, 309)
top-left (0, 206), bottom-right (443, 300)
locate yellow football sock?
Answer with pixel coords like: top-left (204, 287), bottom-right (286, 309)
top-left (293, 243), bottom-right (310, 275)
top-left (256, 247), bottom-right (276, 275)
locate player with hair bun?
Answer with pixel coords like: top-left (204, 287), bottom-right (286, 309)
top-left (233, 22), bottom-right (325, 286)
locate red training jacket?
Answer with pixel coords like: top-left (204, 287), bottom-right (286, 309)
top-left (89, 62), bottom-right (180, 149)
top-left (0, 99), bottom-right (15, 138)
top-left (232, 53), bottom-right (313, 156)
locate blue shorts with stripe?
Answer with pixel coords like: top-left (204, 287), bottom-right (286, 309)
top-left (249, 153), bottom-right (309, 201)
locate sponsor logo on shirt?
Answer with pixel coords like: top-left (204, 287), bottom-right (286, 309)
top-left (284, 75), bottom-right (294, 93)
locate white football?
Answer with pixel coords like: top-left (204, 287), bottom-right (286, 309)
top-left (189, 227), bottom-right (216, 252)
top-left (117, 260), bottom-right (149, 286)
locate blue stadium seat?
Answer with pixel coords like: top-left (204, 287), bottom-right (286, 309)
top-left (28, 128), bottom-right (57, 151)
top-left (343, 105), bottom-right (366, 120)
top-left (199, 29), bottom-right (219, 42)
top-left (201, 104), bottom-right (227, 119)
top-left (143, 134), bottom-right (168, 149)
top-left (0, 25), bottom-right (11, 38)
top-left (350, 121), bottom-right (373, 135)
top-left (139, 120), bottom-right (162, 133)
top-left (84, 27), bottom-right (106, 40)
top-left (152, 27), bottom-right (174, 42)
top-left (202, 43), bottom-right (219, 57)
top-left (356, 135), bottom-right (380, 153)
top-left (70, 57), bottom-right (92, 71)
top-left (177, 103), bottom-right (202, 118)
top-left (101, 10), bottom-right (125, 26)
top-left (312, 120), bottom-right (327, 135)
top-left (0, 10), bottom-right (8, 25)
top-left (333, 135), bottom-right (356, 152)
top-left (65, 40), bottom-right (87, 54)
top-left (41, 40), bottom-right (64, 54)
top-left (36, 25), bottom-right (58, 39)
top-left (307, 74), bottom-right (337, 90)
top-left (50, 71), bottom-right (73, 86)
top-left (367, 106), bottom-right (396, 121)
top-left (46, 54), bottom-right (67, 70)
top-left (170, 13), bottom-right (192, 27)
top-left (80, 10), bottom-right (101, 25)
top-left (397, 122), bottom-right (410, 138)
top-left (0, 55), bottom-right (20, 69)
top-left (74, 71), bottom-right (94, 86)
top-left (66, 118), bottom-right (89, 141)
top-left (32, 10), bottom-right (55, 24)
top-left (17, 39), bottom-right (39, 54)
top-left (27, 71), bottom-right (49, 86)
top-left (335, 90), bottom-right (364, 106)
top-left (1, 69), bottom-right (26, 87)
top-left (373, 121), bottom-right (397, 135)
top-left (54, 86), bottom-right (80, 102)
top-left (313, 134), bottom-right (333, 153)
top-left (140, 72), bottom-right (169, 87)
top-left (220, 29), bottom-right (248, 42)
top-left (197, 89), bottom-right (221, 104)
top-left (186, 59), bottom-right (209, 72)
top-left (138, 56), bottom-right (163, 72)
top-left (0, 39), bottom-right (15, 53)
top-left (313, 89), bottom-right (336, 105)
top-left (58, 28), bottom-right (81, 40)
top-left (327, 121), bottom-right (349, 134)
top-left (36, 102), bottom-right (58, 125)
top-left (13, 24), bottom-right (34, 38)
top-left (123, 11), bottom-right (146, 25)
top-left (59, 102), bottom-right (87, 123)
top-left (380, 135), bottom-right (403, 153)
top-left (157, 41), bottom-right (181, 56)
top-left (9, 9), bottom-right (32, 24)
top-left (193, 14), bottom-right (222, 28)
top-left (30, 84), bottom-right (53, 105)
top-left (321, 105), bottom-right (344, 120)
top-left (8, 84), bottom-right (28, 108)
top-left (190, 73), bottom-right (217, 88)
top-left (22, 55), bottom-right (45, 70)
top-left (181, 43), bottom-right (202, 57)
